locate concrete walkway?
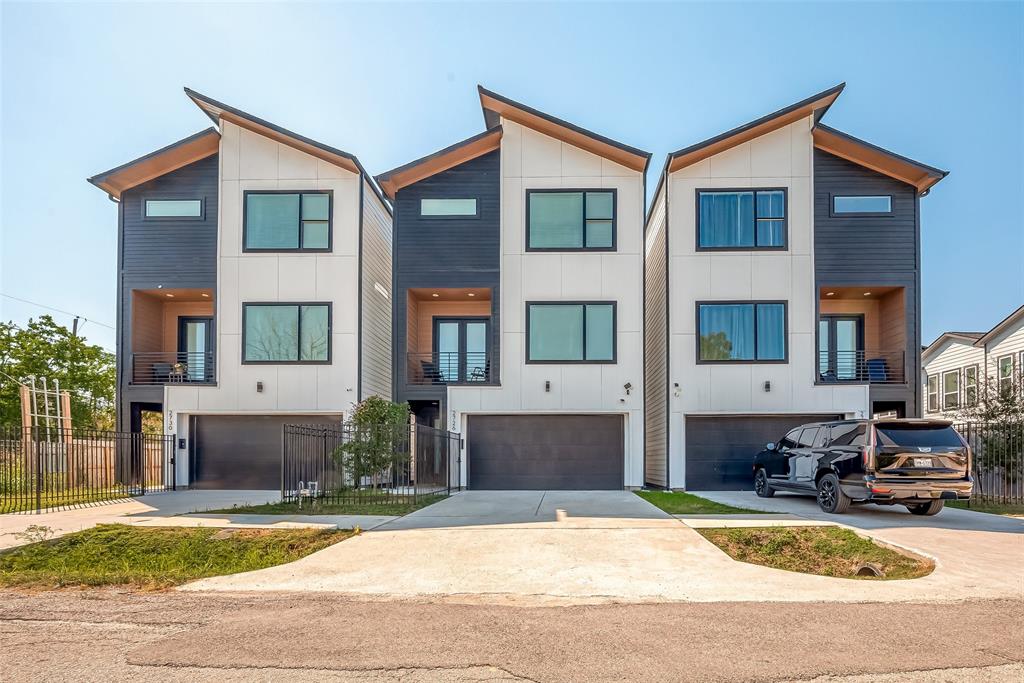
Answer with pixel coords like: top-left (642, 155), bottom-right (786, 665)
top-left (183, 490), bottom-right (1024, 605)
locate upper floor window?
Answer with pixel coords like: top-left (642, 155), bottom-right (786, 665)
top-left (526, 302), bottom-right (615, 363)
top-left (698, 302), bottom-right (786, 363)
top-left (242, 303), bottom-right (331, 363)
top-left (145, 198), bottom-right (202, 219)
top-left (926, 374), bottom-right (939, 412)
top-left (244, 191), bottom-right (331, 251)
top-left (832, 195), bottom-right (892, 216)
top-left (697, 189), bottom-right (786, 250)
top-left (998, 355), bottom-right (1015, 396)
top-left (942, 370), bottom-right (960, 410)
top-left (526, 190), bottom-right (615, 251)
top-left (421, 198), bottom-right (477, 216)
top-left (964, 365), bottom-right (979, 406)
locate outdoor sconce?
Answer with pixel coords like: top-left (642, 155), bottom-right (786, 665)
top-left (545, 380), bottom-right (551, 393)
top-left (256, 381), bottom-right (264, 393)
top-left (763, 381), bottom-right (771, 393)
top-left (623, 382), bottom-right (632, 395)
top-left (673, 382), bottom-right (681, 398)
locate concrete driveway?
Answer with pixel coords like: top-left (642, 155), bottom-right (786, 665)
top-left (184, 490), bottom-right (1024, 605)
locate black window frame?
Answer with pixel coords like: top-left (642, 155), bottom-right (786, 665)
top-left (419, 197), bottom-right (480, 219)
top-left (142, 196), bottom-right (205, 221)
top-left (242, 189), bottom-right (333, 253)
top-left (695, 300), bottom-right (789, 365)
top-left (525, 300), bottom-right (617, 364)
top-left (525, 188), bottom-right (617, 252)
top-left (241, 301), bottom-right (333, 365)
top-left (829, 193), bottom-right (894, 217)
top-left (695, 188), bottom-right (788, 252)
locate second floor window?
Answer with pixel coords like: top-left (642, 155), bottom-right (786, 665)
top-left (243, 303), bottom-right (330, 363)
top-left (697, 189), bottom-right (786, 249)
top-left (698, 302), bottom-right (786, 362)
top-left (964, 365), bottom-right (979, 406)
top-left (527, 190), bottom-right (615, 251)
top-left (421, 198), bottom-right (477, 216)
top-left (943, 370), bottom-right (960, 410)
top-left (526, 302), bottom-right (615, 362)
top-left (244, 191), bottom-right (331, 251)
top-left (926, 374), bottom-right (939, 412)
top-left (998, 355), bottom-right (1015, 396)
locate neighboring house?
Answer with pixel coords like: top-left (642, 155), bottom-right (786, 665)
top-left (377, 87), bottom-right (650, 490)
top-left (643, 83), bottom-right (948, 490)
top-left (922, 305), bottom-right (1024, 418)
top-left (88, 89), bottom-right (392, 489)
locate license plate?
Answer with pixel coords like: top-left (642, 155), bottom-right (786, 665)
top-left (913, 457), bottom-right (932, 468)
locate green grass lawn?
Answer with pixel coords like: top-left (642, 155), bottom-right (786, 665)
top-left (0, 524), bottom-right (353, 589)
top-left (1, 489), bottom-right (133, 514)
top-left (948, 500), bottom-right (1024, 516)
top-left (635, 490), bottom-right (768, 515)
top-left (698, 526), bottom-right (933, 580)
top-left (207, 493), bottom-right (446, 517)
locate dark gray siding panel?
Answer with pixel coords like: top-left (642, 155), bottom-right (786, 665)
top-left (643, 200), bottom-right (668, 487)
top-left (361, 178), bottom-right (393, 401)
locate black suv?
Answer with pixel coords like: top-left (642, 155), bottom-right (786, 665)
top-left (752, 419), bottom-right (972, 515)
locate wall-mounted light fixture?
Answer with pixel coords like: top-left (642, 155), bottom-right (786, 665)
top-left (672, 382), bottom-right (681, 397)
top-left (763, 380), bottom-right (771, 393)
top-left (623, 382), bottom-right (632, 395)
top-left (544, 380), bottom-right (551, 393)
top-left (256, 381), bottom-right (264, 393)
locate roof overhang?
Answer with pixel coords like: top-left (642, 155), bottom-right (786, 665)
top-left (922, 332), bottom-right (984, 362)
top-left (87, 128), bottom-right (220, 200)
top-left (813, 124), bottom-right (948, 195)
top-left (375, 127), bottom-right (503, 200)
top-left (667, 83), bottom-right (845, 174)
top-left (478, 86), bottom-right (651, 173)
top-left (975, 304), bottom-right (1024, 347)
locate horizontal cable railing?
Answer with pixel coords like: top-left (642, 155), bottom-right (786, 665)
top-left (407, 351), bottom-right (491, 386)
top-left (818, 350), bottom-right (905, 384)
top-left (131, 351), bottom-right (215, 385)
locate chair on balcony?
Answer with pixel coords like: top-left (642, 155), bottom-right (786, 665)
top-left (420, 360), bottom-right (444, 385)
top-left (151, 362), bottom-right (173, 383)
top-left (866, 358), bottom-right (890, 383)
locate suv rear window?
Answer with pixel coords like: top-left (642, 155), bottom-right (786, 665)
top-left (874, 425), bottom-right (964, 448)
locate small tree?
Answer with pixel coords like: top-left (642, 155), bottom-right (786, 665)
top-left (953, 372), bottom-right (1024, 493)
top-left (334, 396), bottom-right (410, 489)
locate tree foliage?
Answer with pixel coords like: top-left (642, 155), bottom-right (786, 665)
top-left (332, 396), bottom-right (410, 488)
top-left (0, 316), bottom-right (115, 429)
top-left (953, 372), bottom-right (1024, 489)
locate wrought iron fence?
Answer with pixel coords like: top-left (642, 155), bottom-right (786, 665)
top-left (282, 421), bottom-right (461, 506)
top-left (954, 422), bottom-right (1023, 504)
top-left (0, 426), bottom-right (175, 514)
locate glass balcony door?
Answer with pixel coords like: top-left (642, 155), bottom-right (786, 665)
top-left (178, 317), bottom-right (213, 382)
top-left (434, 317), bottom-right (489, 383)
top-left (819, 315), bottom-right (863, 381)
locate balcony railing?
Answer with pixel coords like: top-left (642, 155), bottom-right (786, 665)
top-left (131, 351), bottom-right (215, 385)
top-left (818, 350), bottom-right (905, 385)
top-left (407, 352), bottom-right (491, 386)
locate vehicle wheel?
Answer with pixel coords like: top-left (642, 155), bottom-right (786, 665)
top-left (754, 468), bottom-right (775, 498)
top-left (816, 473), bottom-right (851, 514)
top-left (907, 500), bottom-right (944, 516)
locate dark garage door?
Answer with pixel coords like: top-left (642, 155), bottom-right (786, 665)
top-left (685, 414), bottom-right (841, 491)
top-left (468, 415), bottom-right (623, 490)
top-left (192, 414), bottom-right (340, 489)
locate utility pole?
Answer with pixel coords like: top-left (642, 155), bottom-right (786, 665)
top-left (72, 316), bottom-right (80, 337)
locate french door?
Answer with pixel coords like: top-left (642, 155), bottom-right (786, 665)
top-left (434, 317), bottom-right (489, 383)
top-left (818, 315), bottom-right (863, 381)
top-left (178, 317), bottom-right (213, 382)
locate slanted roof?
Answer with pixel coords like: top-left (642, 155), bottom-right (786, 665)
top-left (812, 124), bottom-right (948, 195)
top-left (478, 86), bottom-right (651, 173)
top-left (922, 331), bottom-right (985, 362)
top-left (87, 128), bottom-right (220, 199)
top-left (975, 304), bottom-right (1024, 346)
top-left (375, 127), bottom-right (503, 200)
top-left (666, 83), bottom-right (845, 173)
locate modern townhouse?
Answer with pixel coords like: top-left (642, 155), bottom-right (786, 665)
top-left (377, 87), bottom-right (650, 490)
top-left (643, 83), bottom-right (948, 490)
top-left (88, 89), bottom-right (392, 489)
top-left (923, 304), bottom-right (1024, 417)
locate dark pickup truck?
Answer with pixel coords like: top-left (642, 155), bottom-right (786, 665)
top-left (752, 419), bottom-right (972, 515)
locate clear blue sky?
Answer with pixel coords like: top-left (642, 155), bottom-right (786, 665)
top-left (2, 2), bottom-right (1021, 352)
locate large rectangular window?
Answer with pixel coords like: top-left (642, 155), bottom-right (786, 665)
top-left (420, 198), bottom-right (477, 216)
top-left (526, 302), bottom-right (616, 363)
top-left (942, 370), bottom-right (960, 410)
top-left (244, 191), bottom-right (331, 251)
top-left (697, 302), bottom-right (787, 363)
top-left (832, 195), bottom-right (892, 215)
top-left (697, 189), bottom-right (786, 249)
top-left (526, 190), bottom-right (615, 251)
top-left (243, 303), bottom-right (331, 363)
top-left (964, 365), bottom-right (978, 406)
top-left (145, 198), bottom-right (203, 218)
top-left (926, 374), bottom-right (939, 413)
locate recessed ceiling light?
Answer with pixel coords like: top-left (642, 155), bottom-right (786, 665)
top-left (863, 292), bottom-right (872, 296)
top-left (201, 293), bottom-right (210, 298)
top-left (431, 293), bottom-right (439, 298)
top-left (165, 293), bottom-right (175, 298)
top-left (467, 292), bottom-right (475, 297)
top-left (825, 292), bottom-right (835, 297)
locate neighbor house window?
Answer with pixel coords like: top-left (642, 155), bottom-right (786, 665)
top-left (526, 302), bottom-right (615, 362)
top-left (832, 195), bottom-right (892, 215)
top-left (244, 191), bottom-right (331, 251)
top-left (420, 198), bottom-right (477, 216)
top-left (243, 303), bottom-right (330, 363)
top-left (926, 374), bottom-right (939, 412)
top-left (526, 190), bottom-right (615, 250)
top-left (964, 365), bottom-right (979, 406)
top-left (145, 198), bottom-right (202, 218)
top-left (998, 355), bottom-right (1014, 396)
top-left (697, 302), bottom-right (786, 362)
top-left (942, 370), bottom-right (960, 410)
top-left (697, 189), bottom-right (786, 249)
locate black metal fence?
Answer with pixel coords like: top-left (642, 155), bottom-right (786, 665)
top-left (0, 426), bottom-right (176, 514)
top-left (282, 421), bottom-right (461, 506)
top-left (954, 422), bottom-right (1023, 504)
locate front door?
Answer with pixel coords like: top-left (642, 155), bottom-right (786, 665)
top-left (178, 317), bottom-right (212, 382)
top-left (819, 315), bottom-right (864, 381)
top-left (434, 317), bottom-right (489, 383)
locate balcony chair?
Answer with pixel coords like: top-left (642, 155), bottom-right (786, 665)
top-left (865, 358), bottom-right (890, 383)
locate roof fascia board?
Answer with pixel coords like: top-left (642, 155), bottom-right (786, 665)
top-left (975, 305), bottom-right (1024, 346)
top-left (86, 128), bottom-right (220, 199)
top-left (375, 127), bottom-right (503, 200)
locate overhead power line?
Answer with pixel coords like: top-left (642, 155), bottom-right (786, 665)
top-left (0, 293), bottom-right (115, 330)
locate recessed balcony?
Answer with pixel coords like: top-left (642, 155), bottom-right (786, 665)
top-left (818, 286), bottom-right (906, 385)
top-left (405, 287), bottom-right (494, 386)
top-left (130, 288), bottom-right (215, 385)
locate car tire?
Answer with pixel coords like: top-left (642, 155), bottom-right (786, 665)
top-left (816, 473), bottom-right (851, 514)
top-left (754, 468), bottom-right (775, 498)
top-left (907, 500), bottom-right (944, 516)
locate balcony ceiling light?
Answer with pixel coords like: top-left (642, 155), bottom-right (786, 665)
top-left (467, 292), bottom-right (475, 297)
top-left (432, 293), bottom-right (439, 298)
top-left (863, 291), bottom-right (872, 296)
top-left (165, 293), bottom-right (175, 298)
top-left (825, 291), bottom-right (835, 296)
top-left (201, 293), bottom-right (209, 298)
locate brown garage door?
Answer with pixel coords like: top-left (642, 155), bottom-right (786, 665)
top-left (192, 415), bottom-right (340, 490)
top-left (467, 415), bottom-right (623, 490)
top-left (685, 414), bottom-right (841, 491)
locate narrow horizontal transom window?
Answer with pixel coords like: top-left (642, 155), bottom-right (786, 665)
top-left (698, 189), bottom-right (786, 249)
top-left (832, 195), bottom-right (892, 215)
top-left (527, 190), bottom-right (615, 250)
top-left (698, 302), bottom-right (786, 362)
top-left (145, 199), bottom-right (202, 218)
top-left (420, 198), bottom-right (477, 216)
top-left (527, 302), bottom-right (615, 362)
top-left (244, 192), bottom-right (331, 251)
top-left (243, 303), bottom-right (330, 363)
